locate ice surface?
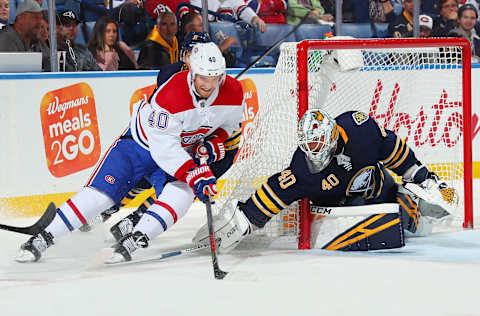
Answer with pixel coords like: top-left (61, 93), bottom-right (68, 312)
top-left (0, 182), bottom-right (479, 316)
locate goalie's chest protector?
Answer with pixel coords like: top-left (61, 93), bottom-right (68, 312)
top-left (290, 111), bottom-right (387, 203)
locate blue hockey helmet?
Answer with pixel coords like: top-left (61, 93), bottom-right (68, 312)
top-left (181, 32), bottom-right (212, 57)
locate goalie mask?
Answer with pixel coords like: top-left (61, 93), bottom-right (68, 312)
top-left (189, 42), bottom-right (226, 82)
top-left (298, 109), bottom-right (339, 171)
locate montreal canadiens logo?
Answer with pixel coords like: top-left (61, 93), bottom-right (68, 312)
top-left (105, 175), bottom-right (115, 184)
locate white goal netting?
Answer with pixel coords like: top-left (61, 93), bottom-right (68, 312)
top-left (214, 39), bottom-right (472, 248)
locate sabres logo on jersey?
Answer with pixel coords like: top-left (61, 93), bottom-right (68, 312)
top-left (346, 166), bottom-right (376, 199)
top-left (352, 111), bottom-right (369, 125)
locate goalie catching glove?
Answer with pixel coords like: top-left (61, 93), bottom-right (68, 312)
top-left (192, 199), bottom-right (253, 253)
top-left (186, 164), bottom-right (218, 203)
top-left (402, 163), bottom-right (458, 207)
top-left (192, 136), bottom-right (226, 165)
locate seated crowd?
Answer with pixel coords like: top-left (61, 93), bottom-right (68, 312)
top-left (0, 0), bottom-right (479, 71)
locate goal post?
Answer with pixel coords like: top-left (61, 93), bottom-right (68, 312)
top-left (215, 37), bottom-right (474, 250)
top-left (295, 38), bottom-right (474, 248)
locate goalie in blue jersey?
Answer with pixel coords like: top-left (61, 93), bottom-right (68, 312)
top-left (193, 109), bottom-right (458, 252)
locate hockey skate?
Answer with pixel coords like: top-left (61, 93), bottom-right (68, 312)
top-left (105, 231), bottom-right (149, 263)
top-left (110, 209), bottom-right (144, 242)
top-left (15, 231), bottom-right (54, 263)
top-left (192, 199), bottom-right (253, 253)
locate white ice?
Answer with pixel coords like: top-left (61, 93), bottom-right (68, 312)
top-left (1, 183), bottom-right (480, 316)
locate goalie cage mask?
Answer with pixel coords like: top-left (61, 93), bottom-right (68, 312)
top-left (298, 109), bottom-right (339, 172)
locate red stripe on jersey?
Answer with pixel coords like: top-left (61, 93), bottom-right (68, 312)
top-left (211, 75), bottom-right (244, 107)
top-left (235, 4), bottom-right (247, 16)
top-left (153, 71), bottom-right (195, 114)
top-left (154, 200), bottom-right (178, 223)
top-left (86, 137), bottom-right (121, 186)
top-left (175, 159), bottom-right (197, 182)
top-left (137, 111), bottom-right (148, 141)
top-left (67, 199), bottom-right (87, 224)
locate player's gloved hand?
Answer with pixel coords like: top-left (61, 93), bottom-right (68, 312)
top-left (192, 137), bottom-right (225, 165)
top-left (186, 164), bottom-right (218, 203)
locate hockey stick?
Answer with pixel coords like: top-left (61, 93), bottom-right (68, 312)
top-left (310, 203), bottom-right (399, 217)
top-left (234, 11), bottom-right (313, 80)
top-left (205, 195), bottom-right (228, 279)
top-left (0, 202), bottom-right (56, 235)
top-left (94, 243), bottom-right (212, 268)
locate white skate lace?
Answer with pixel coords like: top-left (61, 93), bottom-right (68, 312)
top-left (118, 218), bottom-right (133, 237)
top-left (122, 235), bottom-right (139, 254)
top-left (32, 235), bottom-right (48, 253)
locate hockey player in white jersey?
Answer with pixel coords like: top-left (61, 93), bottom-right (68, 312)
top-left (15, 42), bottom-right (245, 263)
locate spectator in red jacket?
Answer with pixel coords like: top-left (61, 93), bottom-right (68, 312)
top-left (246, 0), bottom-right (287, 24)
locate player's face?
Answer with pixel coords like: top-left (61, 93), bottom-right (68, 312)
top-left (306, 136), bottom-right (326, 153)
top-left (459, 9), bottom-right (477, 31)
top-left (193, 74), bottom-right (221, 98)
top-left (104, 22), bottom-right (118, 48)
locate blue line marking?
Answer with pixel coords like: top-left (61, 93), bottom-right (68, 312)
top-left (56, 209), bottom-right (74, 231)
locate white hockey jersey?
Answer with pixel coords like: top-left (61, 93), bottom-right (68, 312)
top-left (187, 0), bottom-right (257, 24)
top-left (130, 70), bottom-right (244, 182)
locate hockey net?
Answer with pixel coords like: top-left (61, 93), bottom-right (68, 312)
top-left (214, 38), bottom-right (473, 249)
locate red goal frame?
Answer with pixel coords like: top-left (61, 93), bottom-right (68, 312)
top-left (295, 38), bottom-right (474, 250)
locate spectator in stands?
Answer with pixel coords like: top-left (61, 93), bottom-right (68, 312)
top-left (144, 0), bottom-right (184, 17)
top-left (178, 0), bottom-right (267, 32)
top-left (367, 0), bottom-right (401, 23)
top-left (247, 0), bottom-right (288, 24)
top-left (448, 4), bottom-right (480, 60)
top-left (38, 10), bottom-right (49, 43)
top-left (0, 0), bottom-right (43, 52)
top-left (180, 12), bottom-right (237, 55)
top-left (56, 9), bottom-right (101, 71)
top-left (388, 0), bottom-right (419, 38)
top-left (87, 16), bottom-right (138, 70)
top-left (137, 10), bottom-right (178, 69)
top-left (433, 0), bottom-right (459, 36)
top-left (81, 0), bottom-right (148, 46)
top-left (0, 0), bottom-right (9, 29)
top-left (419, 13), bottom-right (434, 37)
top-left (286, 0), bottom-right (333, 25)
top-left (34, 10), bottom-right (50, 71)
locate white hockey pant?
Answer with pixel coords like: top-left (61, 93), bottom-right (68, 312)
top-left (134, 181), bottom-right (195, 240)
top-left (45, 187), bottom-right (114, 239)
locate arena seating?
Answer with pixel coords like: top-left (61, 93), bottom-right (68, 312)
top-left (295, 24), bottom-right (333, 40)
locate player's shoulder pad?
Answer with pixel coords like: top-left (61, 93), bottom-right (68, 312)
top-left (156, 62), bottom-right (185, 86)
top-left (153, 71), bottom-right (194, 114)
top-left (336, 111), bottom-right (371, 126)
top-left (213, 75), bottom-right (244, 107)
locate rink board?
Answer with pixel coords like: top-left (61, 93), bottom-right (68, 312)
top-left (0, 67), bottom-right (479, 217)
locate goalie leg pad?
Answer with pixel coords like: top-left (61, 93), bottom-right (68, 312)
top-left (192, 199), bottom-right (253, 253)
top-left (315, 212), bottom-right (404, 251)
top-left (396, 191), bottom-right (422, 234)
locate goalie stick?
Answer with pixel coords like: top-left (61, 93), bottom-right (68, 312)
top-left (0, 202), bottom-right (56, 235)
